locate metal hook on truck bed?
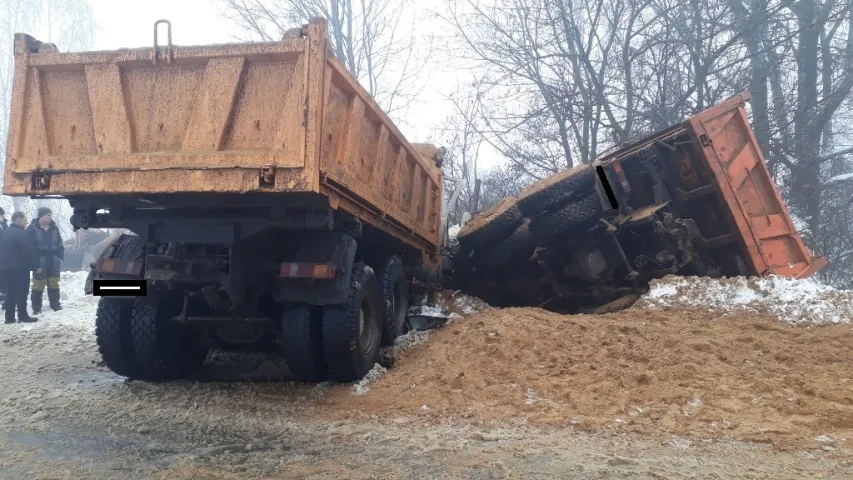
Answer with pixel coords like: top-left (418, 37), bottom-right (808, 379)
top-left (153, 19), bottom-right (173, 65)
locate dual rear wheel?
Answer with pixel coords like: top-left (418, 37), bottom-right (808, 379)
top-left (95, 295), bottom-right (209, 381)
top-left (281, 259), bottom-right (409, 383)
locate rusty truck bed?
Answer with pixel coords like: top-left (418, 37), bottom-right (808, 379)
top-left (3, 19), bottom-right (442, 255)
top-left (595, 92), bottom-right (826, 280)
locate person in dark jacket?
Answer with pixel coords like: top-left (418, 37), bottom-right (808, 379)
top-left (0, 212), bottom-right (38, 323)
top-left (27, 207), bottom-right (64, 313)
top-left (0, 207), bottom-right (7, 306)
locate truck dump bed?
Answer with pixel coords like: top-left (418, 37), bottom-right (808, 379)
top-left (3, 19), bottom-right (442, 255)
top-left (453, 92), bottom-right (826, 312)
top-left (597, 92), bottom-right (826, 279)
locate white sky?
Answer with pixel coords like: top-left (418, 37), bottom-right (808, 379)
top-left (84, 0), bottom-right (498, 171)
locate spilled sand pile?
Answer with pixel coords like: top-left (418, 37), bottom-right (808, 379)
top-left (331, 305), bottom-right (853, 450)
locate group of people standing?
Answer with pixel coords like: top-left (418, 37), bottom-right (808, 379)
top-left (0, 207), bottom-right (64, 324)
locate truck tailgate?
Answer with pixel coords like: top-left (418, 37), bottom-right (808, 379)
top-left (686, 92), bottom-right (827, 279)
top-left (4, 31), bottom-right (316, 195)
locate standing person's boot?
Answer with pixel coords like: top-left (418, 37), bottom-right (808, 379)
top-left (18, 314), bottom-right (38, 323)
top-left (4, 311), bottom-right (14, 324)
top-left (31, 290), bottom-right (43, 315)
top-left (47, 288), bottom-right (62, 311)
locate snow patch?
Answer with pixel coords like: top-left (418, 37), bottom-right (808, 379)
top-left (639, 274), bottom-right (853, 325)
top-left (829, 172), bottom-right (853, 183)
top-left (448, 224), bottom-right (461, 241)
top-left (352, 364), bottom-right (387, 395)
top-left (408, 291), bottom-right (490, 320)
top-left (393, 329), bottom-right (431, 352)
top-left (0, 272), bottom-right (97, 354)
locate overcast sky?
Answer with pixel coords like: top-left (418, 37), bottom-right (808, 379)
top-left (83, 0), bottom-right (496, 171)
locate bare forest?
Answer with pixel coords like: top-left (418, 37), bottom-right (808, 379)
top-left (435, 0), bottom-right (853, 288)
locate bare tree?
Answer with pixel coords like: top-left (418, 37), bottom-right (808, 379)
top-left (439, 85), bottom-right (486, 225)
top-left (0, 0), bottom-right (95, 224)
top-left (442, 0), bottom-right (853, 286)
top-left (220, 0), bottom-right (430, 120)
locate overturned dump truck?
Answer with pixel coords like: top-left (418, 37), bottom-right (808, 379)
top-left (4, 19), bottom-right (445, 382)
top-left (453, 92), bottom-right (827, 313)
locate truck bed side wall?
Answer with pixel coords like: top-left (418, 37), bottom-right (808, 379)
top-left (317, 57), bottom-right (443, 256)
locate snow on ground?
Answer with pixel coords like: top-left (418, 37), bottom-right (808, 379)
top-left (829, 172), bottom-right (853, 183)
top-left (0, 272), bottom-right (96, 356)
top-left (409, 290), bottom-right (491, 319)
top-left (9, 271), bottom-right (96, 332)
top-left (351, 364), bottom-right (388, 395)
top-left (638, 274), bottom-right (853, 325)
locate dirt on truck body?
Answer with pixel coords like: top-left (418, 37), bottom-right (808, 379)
top-left (454, 92), bottom-right (827, 313)
top-left (3, 18), bottom-right (445, 383)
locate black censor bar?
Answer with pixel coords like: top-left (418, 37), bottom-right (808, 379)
top-left (93, 279), bottom-right (147, 297)
top-left (596, 166), bottom-right (619, 209)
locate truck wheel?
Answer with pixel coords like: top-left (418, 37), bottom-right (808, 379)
top-left (457, 197), bottom-right (523, 250)
top-left (280, 305), bottom-right (328, 382)
top-left (95, 298), bottom-right (139, 377)
top-left (485, 219), bottom-right (535, 266)
top-left (88, 234), bottom-right (145, 295)
top-left (322, 263), bottom-right (382, 382)
top-left (516, 164), bottom-right (595, 216)
top-left (129, 296), bottom-right (209, 381)
top-left (378, 256), bottom-right (409, 346)
top-left (113, 234), bottom-right (146, 262)
top-left (529, 191), bottom-right (603, 243)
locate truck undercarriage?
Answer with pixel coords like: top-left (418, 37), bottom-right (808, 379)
top-left (74, 193), bottom-right (427, 383)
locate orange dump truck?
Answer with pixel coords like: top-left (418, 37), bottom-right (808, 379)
top-left (454, 92), bottom-right (827, 313)
top-left (4, 19), bottom-right (445, 382)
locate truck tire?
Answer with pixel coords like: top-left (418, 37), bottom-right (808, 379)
top-left (280, 305), bottom-right (328, 382)
top-left (516, 164), bottom-right (595, 216)
top-left (457, 197), bottom-right (523, 250)
top-left (95, 298), bottom-right (139, 377)
top-left (322, 263), bottom-right (382, 382)
top-left (129, 296), bottom-right (209, 381)
top-left (378, 256), bottom-right (408, 346)
top-left (529, 191), bottom-right (603, 242)
top-left (485, 219), bottom-right (535, 266)
top-left (112, 234), bottom-right (146, 263)
top-left (87, 234), bottom-right (145, 295)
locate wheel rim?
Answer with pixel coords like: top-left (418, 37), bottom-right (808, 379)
top-left (358, 298), bottom-right (377, 351)
top-left (393, 280), bottom-right (405, 330)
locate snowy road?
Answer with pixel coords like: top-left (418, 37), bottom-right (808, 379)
top-left (0, 273), bottom-right (850, 479)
